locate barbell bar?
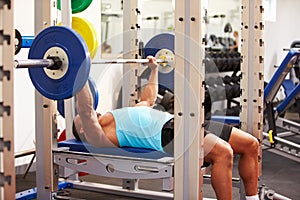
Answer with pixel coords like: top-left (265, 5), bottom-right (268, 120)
top-left (15, 59), bottom-right (54, 69)
top-left (14, 58), bottom-right (168, 69)
top-left (14, 57), bottom-right (62, 69)
top-left (93, 58), bottom-right (167, 65)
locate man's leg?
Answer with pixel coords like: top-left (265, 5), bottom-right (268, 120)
top-left (204, 134), bottom-right (234, 200)
top-left (228, 127), bottom-right (259, 196)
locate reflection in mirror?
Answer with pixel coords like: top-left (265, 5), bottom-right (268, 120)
top-left (101, 2), bottom-right (123, 55)
top-left (205, 0), bottom-right (241, 52)
top-left (101, 0), bottom-right (174, 56)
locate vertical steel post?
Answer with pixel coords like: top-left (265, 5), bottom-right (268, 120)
top-left (122, 0), bottom-right (141, 107)
top-left (122, 0), bottom-right (142, 190)
top-left (240, 0), bottom-right (264, 180)
top-left (0, 0), bottom-right (15, 199)
top-left (61, 0), bottom-right (76, 141)
top-left (34, 0), bottom-right (58, 199)
top-left (174, 0), bottom-right (205, 199)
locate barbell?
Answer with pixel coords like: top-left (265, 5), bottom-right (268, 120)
top-left (15, 58), bottom-right (168, 69)
top-left (15, 26), bottom-right (174, 100)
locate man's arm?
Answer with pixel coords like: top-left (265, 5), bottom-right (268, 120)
top-left (76, 83), bottom-right (114, 147)
top-left (136, 56), bottom-right (159, 107)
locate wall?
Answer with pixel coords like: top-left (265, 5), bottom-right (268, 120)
top-left (264, 0), bottom-right (300, 81)
top-left (14, 0), bottom-right (36, 169)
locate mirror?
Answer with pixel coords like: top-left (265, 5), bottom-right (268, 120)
top-left (101, 0), bottom-right (174, 56)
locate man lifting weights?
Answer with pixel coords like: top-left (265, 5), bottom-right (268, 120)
top-left (73, 56), bottom-right (260, 200)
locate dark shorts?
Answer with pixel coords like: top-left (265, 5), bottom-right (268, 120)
top-left (161, 119), bottom-right (233, 155)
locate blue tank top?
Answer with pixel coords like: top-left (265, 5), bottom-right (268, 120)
top-left (110, 106), bottom-right (174, 152)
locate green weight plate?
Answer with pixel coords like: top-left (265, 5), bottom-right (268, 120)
top-left (57, 0), bottom-right (93, 14)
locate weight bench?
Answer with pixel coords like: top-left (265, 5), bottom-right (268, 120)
top-left (264, 49), bottom-right (300, 104)
top-left (14, 139), bottom-right (215, 200)
top-left (276, 81), bottom-right (300, 116)
top-left (263, 49), bottom-right (300, 147)
top-left (53, 139), bottom-right (175, 199)
top-left (54, 139), bottom-right (216, 200)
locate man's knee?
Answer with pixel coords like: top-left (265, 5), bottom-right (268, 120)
top-left (209, 141), bottom-right (234, 166)
top-left (248, 136), bottom-right (259, 155)
top-left (221, 142), bottom-right (234, 162)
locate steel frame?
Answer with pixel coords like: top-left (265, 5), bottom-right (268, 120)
top-left (34, 0), bottom-right (58, 199)
top-left (174, 0), bottom-right (205, 199)
top-left (122, 0), bottom-right (142, 107)
top-left (240, 0), bottom-right (264, 178)
top-left (0, 0), bottom-right (15, 199)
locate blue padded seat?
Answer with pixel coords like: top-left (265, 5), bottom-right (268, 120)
top-left (282, 79), bottom-right (295, 97)
top-left (276, 82), bottom-right (300, 113)
top-left (58, 139), bottom-right (172, 159)
top-left (211, 115), bottom-right (240, 125)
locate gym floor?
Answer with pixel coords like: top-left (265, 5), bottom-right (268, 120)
top-left (16, 113), bottom-right (300, 200)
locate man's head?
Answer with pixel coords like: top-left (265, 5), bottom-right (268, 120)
top-left (233, 31), bottom-right (239, 37)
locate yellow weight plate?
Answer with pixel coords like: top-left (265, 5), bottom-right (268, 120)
top-left (72, 16), bottom-right (98, 59)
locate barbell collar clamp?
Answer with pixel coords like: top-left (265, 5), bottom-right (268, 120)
top-left (46, 56), bottom-right (63, 70)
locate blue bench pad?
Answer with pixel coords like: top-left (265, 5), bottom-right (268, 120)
top-left (211, 115), bottom-right (240, 125)
top-left (58, 139), bottom-right (172, 159)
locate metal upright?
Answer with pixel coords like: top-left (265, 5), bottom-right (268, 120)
top-left (34, 0), bottom-right (59, 199)
top-left (122, 0), bottom-right (142, 107)
top-left (174, 0), bottom-right (205, 199)
top-left (0, 0), bottom-right (15, 199)
top-left (61, 0), bottom-right (76, 141)
top-left (240, 0), bottom-right (264, 189)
